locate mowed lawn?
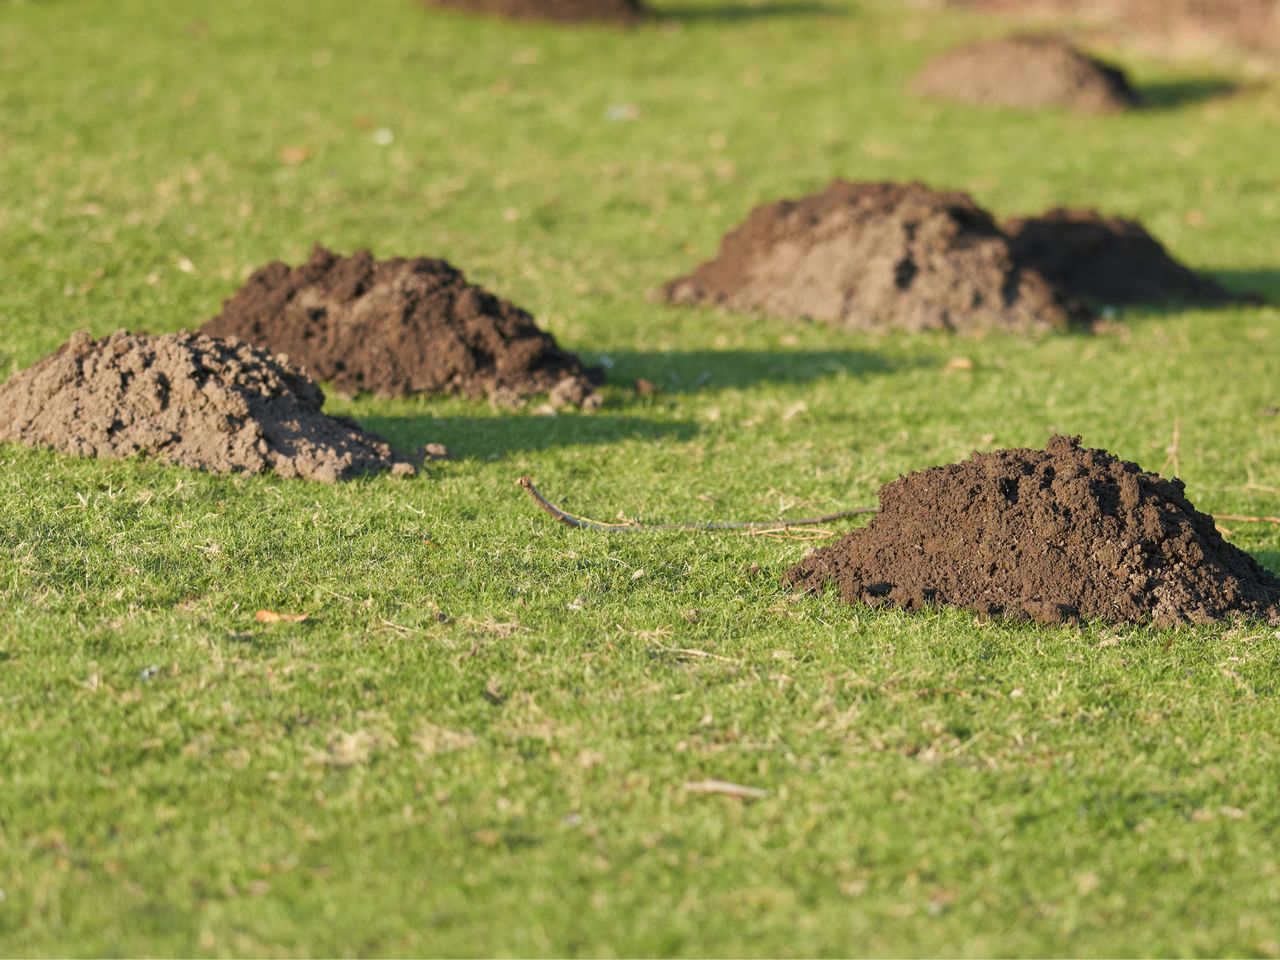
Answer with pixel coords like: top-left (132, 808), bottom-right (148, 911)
top-left (2, 0), bottom-right (1280, 955)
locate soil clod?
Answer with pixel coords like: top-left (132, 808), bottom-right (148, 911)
top-left (202, 246), bottom-right (600, 407)
top-left (0, 331), bottom-right (414, 482)
top-left (1003, 208), bottom-right (1235, 304)
top-left (913, 34), bottom-right (1140, 113)
top-left (661, 180), bottom-right (1090, 334)
top-left (423, 0), bottom-right (644, 24)
top-left (784, 435), bottom-right (1280, 627)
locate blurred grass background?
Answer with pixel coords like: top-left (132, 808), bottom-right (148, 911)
top-left (1, 0), bottom-right (1279, 954)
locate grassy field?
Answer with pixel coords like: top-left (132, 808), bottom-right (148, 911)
top-left (2, 0), bottom-right (1280, 955)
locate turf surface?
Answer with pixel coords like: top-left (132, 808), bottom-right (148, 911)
top-left (2, 0), bottom-right (1279, 954)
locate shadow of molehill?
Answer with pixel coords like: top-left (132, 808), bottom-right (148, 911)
top-left (1256, 551), bottom-right (1280, 578)
top-left (1139, 76), bottom-right (1241, 109)
top-left (360, 413), bottom-right (698, 461)
top-left (1138, 77), bottom-right (1242, 109)
top-left (1208, 270), bottom-right (1279, 304)
top-left (600, 348), bottom-right (907, 393)
top-left (653, 0), bottom-right (837, 22)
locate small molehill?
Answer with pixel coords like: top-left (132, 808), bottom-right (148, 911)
top-left (784, 435), bottom-right (1280, 627)
top-left (661, 180), bottom-right (1090, 334)
top-left (0, 331), bottom-right (415, 482)
top-left (202, 246), bottom-right (600, 408)
top-left (1004, 208), bottom-right (1235, 305)
top-left (913, 34), bottom-right (1139, 113)
top-left (424, 0), bottom-right (643, 23)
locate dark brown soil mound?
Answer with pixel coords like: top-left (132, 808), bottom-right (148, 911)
top-left (1004, 208), bottom-right (1234, 304)
top-left (912, 34), bottom-right (1139, 113)
top-left (424, 0), bottom-right (643, 24)
top-left (784, 435), bottom-right (1280, 627)
top-left (661, 180), bottom-right (1091, 334)
top-left (201, 246), bottom-right (599, 407)
top-left (0, 331), bottom-right (415, 482)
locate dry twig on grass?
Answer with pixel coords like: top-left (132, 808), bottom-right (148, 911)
top-left (651, 646), bottom-right (741, 663)
top-left (1215, 513), bottom-right (1280, 525)
top-left (518, 476), bottom-right (875, 534)
top-left (683, 779), bottom-right (769, 800)
top-left (1162, 418), bottom-right (1182, 476)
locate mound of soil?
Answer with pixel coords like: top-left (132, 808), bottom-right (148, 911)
top-left (202, 246), bottom-right (600, 407)
top-left (0, 331), bottom-right (415, 482)
top-left (424, 0), bottom-right (643, 24)
top-left (1004, 208), bottom-right (1233, 304)
top-left (912, 34), bottom-right (1139, 113)
top-left (661, 180), bottom-right (1091, 334)
top-left (784, 436), bottom-right (1280, 627)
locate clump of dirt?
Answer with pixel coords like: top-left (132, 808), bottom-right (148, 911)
top-left (1004, 208), bottom-right (1234, 304)
top-left (424, 0), bottom-right (643, 24)
top-left (0, 331), bottom-right (416, 482)
top-left (660, 180), bottom-right (1091, 334)
top-left (784, 435), bottom-right (1280, 627)
top-left (912, 34), bottom-right (1139, 113)
top-left (202, 246), bottom-right (600, 407)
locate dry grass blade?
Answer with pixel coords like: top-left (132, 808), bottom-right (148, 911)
top-left (683, 779), bottom-right (769, 800)
top-left (744, 526), bottom-right (840, 541)
top-left (1214, 514), bottom-right (1280, 525)
top-left (1162, 418), bottom-right (1182, 476)
top-left (652, 646), bottom-right (740, 663)
top-left (255, 610), bottom-right (309, 623)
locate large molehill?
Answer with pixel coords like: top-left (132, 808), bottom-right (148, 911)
top-left (1003, 208), bottom-right (1235, 304)
top-left (661, 180), bottom-right (1090, 334)
top-left (202, 246), bottom-right (600, 408)
top-left (784, 435), bottom-right (1280, 627)
top-left (0, 331), bottom-right (415, 482)
top-left (912, 34), bottom-right (1140, 113)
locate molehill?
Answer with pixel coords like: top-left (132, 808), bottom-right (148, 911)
top-left (0, 331), bottom-right (416, 482)
top-left (784, 435), bottom-right (1280, 627)
top-left (661, 180), bottom-right (1091, 334)
top-left (202, 246), bottom-right (600, 408)
top-left (913, 34), bottom-right (1140, 113)
top-left (1003, 208), bottom-right (1235, 304)
top-left (424, 0), bottom-right (643, 24)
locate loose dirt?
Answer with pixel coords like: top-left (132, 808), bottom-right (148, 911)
top-left (660, 180), bottom-right (1091, 334)
top-left (424, 0), bottom-right (643, 24)
top-left (912, 34), bottom-right (1139, 113)
top-left (1003, 208), bottom-right (1234, 304)
top-left (784, 435), bottom-right (1280, 627)
top-left (0, 331), bottom-right (415, 482)
top-left (202, 246), bottom-right (600, 407)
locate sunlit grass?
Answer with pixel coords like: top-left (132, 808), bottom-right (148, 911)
top-left (1, 0), bottom-right (1279, 954)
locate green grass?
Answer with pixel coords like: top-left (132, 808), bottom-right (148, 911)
top-left (2, 0), bottom-right (1280, 954)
